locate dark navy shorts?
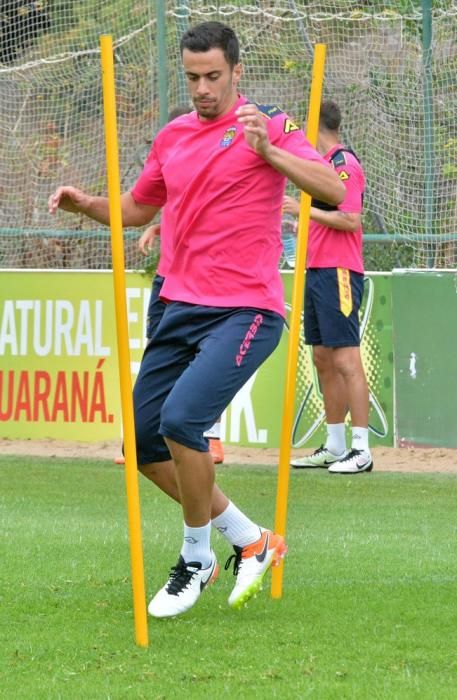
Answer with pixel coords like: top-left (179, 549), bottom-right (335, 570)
top-left (304, 267), bottom-right (364, 347)
top-left (145, 274), bottom-right (166, 341)
top-left (133, 302), bottom-right (284, 465)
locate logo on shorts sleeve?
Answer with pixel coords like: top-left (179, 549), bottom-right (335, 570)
top-left (220, 126), bottom-right (237, 148)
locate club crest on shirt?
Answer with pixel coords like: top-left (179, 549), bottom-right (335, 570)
top-left (220, 126), bottom-right (237, 148)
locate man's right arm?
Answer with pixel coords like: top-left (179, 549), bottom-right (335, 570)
top-left (48, 187), bottom-right (160, 227)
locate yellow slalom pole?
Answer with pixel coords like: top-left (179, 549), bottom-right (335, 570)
top-left (271, 43), bottom-right (326, 599)
top-left (100, 35), bottom-right (148, 647)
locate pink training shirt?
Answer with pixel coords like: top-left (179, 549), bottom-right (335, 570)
top-left (132, 95), bottom-right (327, 317)
top-left (156, 205), bottom-right (172, 277)
top-left (306, 144), bottom-right (366, 273)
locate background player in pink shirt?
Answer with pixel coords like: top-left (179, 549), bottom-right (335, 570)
top-left (284, 100), bottom-right (372, 474)
top-left (49, 23), bottom-right (344, 618)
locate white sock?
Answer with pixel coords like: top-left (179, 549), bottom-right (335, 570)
top-left (211, 501), bottom-right (261, 548)
top-left (324, 423), bottom-right (346, 455)
top-left (180, 522), bottom-right (212, 568)
top-left (352, 427), bottom-right (369, 453)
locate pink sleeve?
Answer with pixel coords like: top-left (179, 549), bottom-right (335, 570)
top-left (268, 115), bottom-right (329, 166)
top-left (334, 160), bottom-right (364, 214)
top-left (131, 143), bottom-right (167, 207)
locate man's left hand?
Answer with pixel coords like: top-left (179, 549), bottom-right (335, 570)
top-left (236, 105), bottom-right (270, 156)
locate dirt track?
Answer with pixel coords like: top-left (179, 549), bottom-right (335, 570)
top-left (1, 439), bottom-right (456, 473)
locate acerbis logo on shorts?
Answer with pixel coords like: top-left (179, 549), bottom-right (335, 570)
top-left (236, 314), bottom-right (263, 366)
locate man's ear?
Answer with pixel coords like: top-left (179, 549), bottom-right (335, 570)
top-left (232, 62), bottom-right (242, 86)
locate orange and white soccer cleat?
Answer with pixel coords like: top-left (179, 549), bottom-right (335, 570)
top-left (225, 529), bottom-right (287, 609)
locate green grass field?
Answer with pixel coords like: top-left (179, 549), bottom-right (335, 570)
top-left (1, 456), bottom-right (457, 699)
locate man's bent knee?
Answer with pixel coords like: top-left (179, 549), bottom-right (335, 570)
top-left (160, 401), bottom-right (210, 453)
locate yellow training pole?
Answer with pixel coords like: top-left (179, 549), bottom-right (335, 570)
top-left (100, 35), bottom-right (149, 647)
top-left (271, 43), bottom-right (326, 599)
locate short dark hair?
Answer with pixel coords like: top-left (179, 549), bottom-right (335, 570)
top-left (180, 21), bottom-right (240, 68)
top-left (319, 100), bottom-right (342, 131)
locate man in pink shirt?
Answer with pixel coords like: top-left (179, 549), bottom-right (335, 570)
top-left (49, 22), bottom-right (344, 618)
top-left (285, 100), bottom-right (372, 474)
